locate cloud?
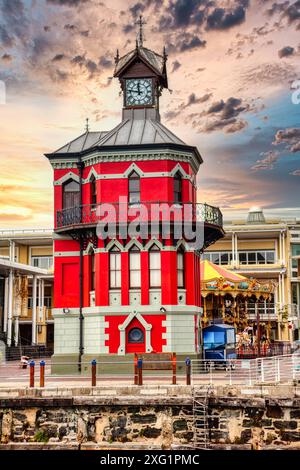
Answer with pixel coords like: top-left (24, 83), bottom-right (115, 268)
top-left (199, 96), bottom-right (249, 133)
top-left (99, 56), bottom-right (113, 68)
top-left (278, 45), bottom-right (295, 57)
top-left (251, 151), bottom-right (279, 170)
top-left (1, 53), bottom-right (12, 62)
top-left (273, 128), bottom-right (300, 152)
top-left (52, 53), bottom-right (66, 62)
top-left (284, 1), bottom-right (300, 23)
top-left (185, 92), bottom-right (212, 107)
top-left (46, 0), bottom-right (89, 6)
top-left (290, 169), bottom-right (300, 175)
top-left (207, 5), bottom-right (247, 30)
top-left (171, 60), bottom-right (181, 72)
top-left (167, 33), bottom-right (206, 53)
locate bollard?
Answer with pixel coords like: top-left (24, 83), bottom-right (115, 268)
top-left (185, 357), bottom-right (191, 385)
top-left (40, 360), bottom-right (45, 388)
top-left (91, 359), bottom-right (97, 387)
top-left (134, 354), bottom-right (138, 385)
top-left (29, 360), bottom-right (35, 388)
top-left (172, 353), bottom-right (177, 385)
top-left (137, 358), bottom-right (143, 386)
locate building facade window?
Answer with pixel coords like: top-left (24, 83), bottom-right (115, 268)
top-left (90, 251), bottom-right (96, 291)
top-left (62, 180), bottom-right (80, 209)
top-left (238, 250), bottom-right (275, 265)
top-left (109, 247), bottom-right (121, 289)
top-left (128, 171), bottom-right (140, 204)
top-left (90, 174), bottom-right (97, 205)
top-left (149, 245), bottom-right (161, 288)
top-left (129, 246), bottom-right (141, 288)
top-left (177, 249), bottom-right (185, 288)
top-left (202, 252), bottom-right (232, 265)
top-left (31, 256), bottom-right (53, 270)
top-left (174, 172), bottom-right (182, 203)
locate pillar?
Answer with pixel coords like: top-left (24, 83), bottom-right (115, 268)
top-left (14, 316), bottom-right (19, 346)
top-left (3, 277), bottom-right (8, 333)
top-left (7, 269), bottom-right (13, 347)
top-left (32, 275), bottom-right (37, 344)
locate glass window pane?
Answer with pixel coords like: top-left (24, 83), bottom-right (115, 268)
top-left (150, 270), bottom-right (161, 287)
top-left (129, 192), bottom-right (140, 203)
top-left (129, 179), bottom-right (140, 191)
top-left (177, 271), bottom-right (184, 287)
top-left (130, 252), bottom-right (140, 269)
top-left (116, 271), bottom-right (121, 288)
top-left (239, 253), bottom-right (247, 264)
top-left (257, 252), bottom-right (265, 264)
top-left (267, 251), bottom-right (275, 263)
top-left (130, 271), bottom-right (141, 287)
top-left (248, 252), bottom-right (256, 264)
top-left (150, 252), bottom-right (160, 269)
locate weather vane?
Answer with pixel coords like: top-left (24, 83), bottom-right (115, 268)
top-left (136, 15), bottom-right (146, 47)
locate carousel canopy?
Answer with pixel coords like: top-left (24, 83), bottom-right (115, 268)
top-left (200, 259), bottom-right (275, 296)
top-left (200, 260), bottom-right (247, 283)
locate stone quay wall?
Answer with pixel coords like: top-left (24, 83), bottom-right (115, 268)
top-left (0, 385), bottom-right (300, 450)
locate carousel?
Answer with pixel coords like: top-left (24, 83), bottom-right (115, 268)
top-left (200, 260), bottom-right (277, 353)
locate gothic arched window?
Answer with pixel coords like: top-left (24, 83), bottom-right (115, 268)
top-left (109, 246), bottom-right (121, 289)
top-left (90, 250), bottom-right (96, 292)
top-left (62, 179), bottom-right (80, 209)
top-left (90, 174), bottom-right (97, 205)
top-left (174, 171), bottom-right (182, 203)
top-left (177, 248), bottom-right (185, 288)
top-left (149, 245), bottom-right (161, 288)
top-left (129, 245), bottom-right (141, 288)
top-left (128, 170), bottom-right (140, 204)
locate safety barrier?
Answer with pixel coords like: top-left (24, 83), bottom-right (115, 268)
top-left (1, 354), bottom-right (299, 388)
top-left (191, 354), bottom-right (300, 386)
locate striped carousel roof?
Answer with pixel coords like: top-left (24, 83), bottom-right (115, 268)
top-left (200, 259), bottom-right (247, 283)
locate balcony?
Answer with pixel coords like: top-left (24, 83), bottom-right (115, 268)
top-left (56, 202), bottom-right (224, 249)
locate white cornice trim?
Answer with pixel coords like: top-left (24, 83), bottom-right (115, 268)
top-left (54, 160), bottom-right (196, 187)
top-left (50, 150), bottom-right (200, 175)
top-left (52, 305), bottom-right (203, 316)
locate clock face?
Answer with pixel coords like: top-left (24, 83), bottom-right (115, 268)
top-left (125, 78), bottom-right (153, 107)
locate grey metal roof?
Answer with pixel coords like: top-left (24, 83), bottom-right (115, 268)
top-left (114, 46), bottom-right (165, 77)
top-left (54, 131), bottom-right (108, 154)
top-left (93, 109), bottom-right (185, 147)
top-left (52, 108), bottom-right (185, 154)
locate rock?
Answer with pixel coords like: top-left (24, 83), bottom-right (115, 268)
top-left (77, 417), bottom-right (87, 443)
top-left (1, 410), bottom-right (13, 444)
top-left (130, 414), bottom-right (157, 424)
top-left (280, 432), bottom-right (300, 442)
top-left (141, 427), bottom-right (161, 439)
top-left (173, 419), bottom-right (188, 432)
top-left (273, 420), bottom-right (297, 430)
top-left (266, 406), bottom-right (284, 419)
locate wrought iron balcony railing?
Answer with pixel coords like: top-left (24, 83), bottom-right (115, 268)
top-left (56, 202), bottom-right (223, 230)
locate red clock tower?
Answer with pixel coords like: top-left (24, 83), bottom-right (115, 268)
top-left (45, 33), bottom-right (224, 368)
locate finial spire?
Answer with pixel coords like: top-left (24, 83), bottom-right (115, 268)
top-left (136, 15), bottom-right (146, 47)
top-left (85, 118), bottom-right (89, 132)
top-left (114, 49), bottom-right (119, 65)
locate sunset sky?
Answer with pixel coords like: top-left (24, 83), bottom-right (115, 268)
top-left (0, 0), bottom-right (299, 228)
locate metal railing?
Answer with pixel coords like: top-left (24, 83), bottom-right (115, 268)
top-left (56, 202), bottom-right (223, 229)
top-left (192, 354), bottom-right (300, 386)
top-left (1, 354), bottom-right (300, 388)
